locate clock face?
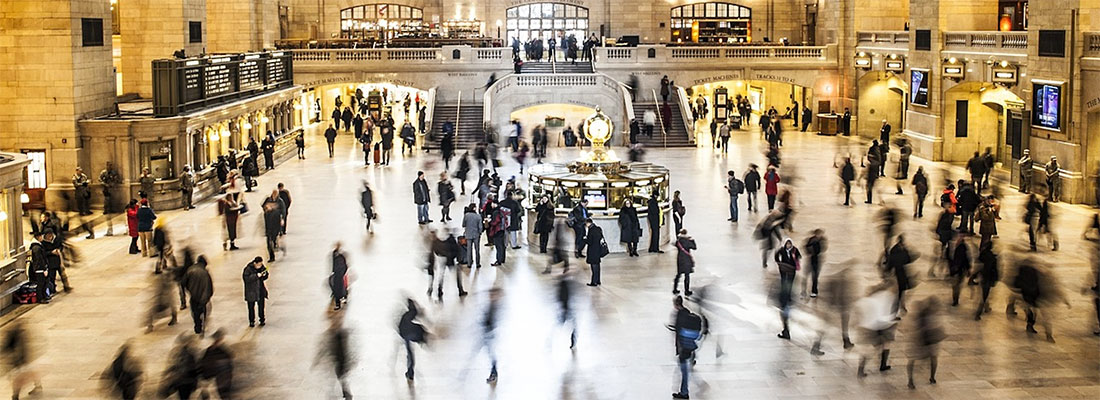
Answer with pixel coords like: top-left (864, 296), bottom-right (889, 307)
top-left (589, 119), bottom-right (610, 138)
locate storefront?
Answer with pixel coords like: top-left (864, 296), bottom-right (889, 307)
top-left (340, 3), bottom-right (426, 41)
top-left (0, 152), bottom-right (32, 312)
top-left (670, 2), bottom-right (752, 44)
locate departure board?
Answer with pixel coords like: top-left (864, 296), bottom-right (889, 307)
top-left (154, 51), bottom-right (295, 117)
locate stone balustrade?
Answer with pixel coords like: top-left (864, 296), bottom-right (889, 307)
top-left (855, 31), bottom-right (910, 51)
top-left (592, 44), bottom-right (835, 66)
top-left (942, 31), bottom-right (1028, 55)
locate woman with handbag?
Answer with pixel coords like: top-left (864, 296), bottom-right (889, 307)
top-left (217, 193), bottom-right (242, 251)
top-left (673, 229), bottom-right (697, 295)
top-left (617, 199), bottom-right (642, 257)
top-left (584, 219), bottom-right (607, 287)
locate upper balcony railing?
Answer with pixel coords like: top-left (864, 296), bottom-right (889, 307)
top-left (592, 44), bottom-right (836, 66)
top-left (942, 31), bottom-right (1028, 55)
top-left (290, 45), bottom-right (513, 72)
top-left (856, 31), bottom-right (910, 50)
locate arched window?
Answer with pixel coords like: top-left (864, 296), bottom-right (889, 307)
top-left (505, 3), bottom-right (589, 43)
top-left (340, 4), bottom-right (424, 40)
top-left (670, 2), bottom-right (752, 43)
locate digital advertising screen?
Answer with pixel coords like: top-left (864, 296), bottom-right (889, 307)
top-left (1032, 83), bottom-right (1062, 131)
top-left (910, 69), bottom-right (930, 106)
top-left (583, 189), bottom-right (608, 209)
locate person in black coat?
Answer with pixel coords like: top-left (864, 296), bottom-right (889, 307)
top-left (617, 199), bottom-right (642, 257)
top-left (182, 257), bottom-right (213, 334)
top-left (584, 219), bottom-right (605, 287)
top-left (360, 182), bottom-right (375, 233)
top-left (437, 173), bottom-right (456, 222)
top-left (242, 257), bottom-right (269, 327)
top-left (774, 238), bottom-right (800, 339)
top-left (413, 172), bottom-right (431, 224)
top-left (341, 107), bottom-right (353, 132)
top-left (948, 236), bottom-right (971, 306)
top-left (803, 229), bottom-right (827, 297)
top-left (262, 191), bottom-right (285, 262)
top-left (840, 157), bottom-right (856, 206)
top-left (332, 108), bottom-right (342, 130)
top-left (500, 195), bottom-right (524, 249)
top-left (330, 243), bottom-right (349, 310)
top-left (674, 230), bottom-right (697, 295)
top-left (646, 193), bottom-right (664, 253)
top-left (971, 241), bottom-right (999, 320)
top-left (246, 138), bottom-right (260, 167)
top-left (885, 235), bottom-right (916, 313)
top-left (569, 200), bottom-right (590, 258)
top-left (744, 164), bottom-right (761, 212)
top-left (324, 124), bottom-right (338, 158)
top-left (352, 113), bottom-right (364, 140)
top-left (956, 181), bottom-right (981, 233)
top-left (261, 136), bottom-right (275, 170)
top-left (441, 131), bottom-right (455, 169)
top-left (533, 196), bottom-right (555, 253)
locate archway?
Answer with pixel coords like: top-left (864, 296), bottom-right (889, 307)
top-left (856, 72), bottom-right (906, 140)
top-left (686, 79), bottom-right (813, 132)
top-left (941, 82), bottom-right (1024, 163)
top-left (509, 104), bottom-right (596, 148)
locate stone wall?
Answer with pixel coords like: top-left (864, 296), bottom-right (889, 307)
top-left (0, 0), bottom-right (116, 210)
top-left (120, 0), bottom-right (206, 97)
top-left (207, 0), bottom-right (280, 52)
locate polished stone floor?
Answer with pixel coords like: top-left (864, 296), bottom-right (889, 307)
top-left (2, 121), bottom-right (1098, 400)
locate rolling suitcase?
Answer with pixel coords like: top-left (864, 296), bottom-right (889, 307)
top-left (373, 143), bottom-right (382, 164)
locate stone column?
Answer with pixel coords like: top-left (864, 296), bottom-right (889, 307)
top-left (120, 0), bottom-right (206, 98)
top-left (0, 0), bottom-right (117, 211)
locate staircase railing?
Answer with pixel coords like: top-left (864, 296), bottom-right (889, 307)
top-left (454, 91), bottom-right (462, 145)
top-left (674, 85), bottom-right (695, 144)
top-left (421, 87), bottom-right (437, 150)
top-left (651, 89), bottom-right (667, 148)
top-left (620, 83), bottom-right (634, 147)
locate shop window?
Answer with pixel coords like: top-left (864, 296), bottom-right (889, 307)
top-left (339, 3), bottom-right (425, 40)
top-left (669, 2), bottom-right (752, 44)
top-left (81, 18), bottom-right (104, 47)
top-left (140, 140), bottom-right (175, 180)
top-left (189, 21), bottom-right (203, 43)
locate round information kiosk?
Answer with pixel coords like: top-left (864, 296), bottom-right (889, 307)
top-left (526, 108), bottom-right (672, 253)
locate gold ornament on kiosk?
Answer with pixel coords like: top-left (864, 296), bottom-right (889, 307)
top-left (582, 106), bottom-right (616, 163)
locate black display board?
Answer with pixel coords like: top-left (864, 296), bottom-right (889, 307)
top-left (153, 52), bottom-right (294, 117)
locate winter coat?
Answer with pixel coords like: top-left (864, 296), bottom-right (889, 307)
top-left (330, 251), bottom-right (348, 299)
top-left (534, 202), bottom-right (555, 234)
top-left (500, 198), bottom-right (523, 231)
top-left (437, 181), bottom-right (455, 206)
top-left (646, 197), bottom-right (661, 226)
top-left (764, 170), bottom-right (781, 195)
top-left (126, 206), bottom-right (139, 237)
top-left (743, 170), bottom-right (761, 192)
top-left (137, 206), bottom-right (156, 232)
top-left (262, 198), bottom-right (284, 238)
top-left (585, 225), bottom-right (605, 264)
top-left (360, 188), bottom-right (374, 218)
top-left (242, 265), bottom-right (268, 302)
top-left (957, 187), bottom-right (981, 213)
top-left (978, 205), bottom-right (997, 237)
top-left (412, 179), bottom-right (430, 205)
top-left (675, 235), bottom-right (697, 273)
top-left (617, 205), bottom-right (642, 242)
top-left (886, 243), bottom-right (914, 291)
top-left (774, 246), bottom-right (801, 274)
top-left (976, 247), bottom-right (999, 285)
top-left (183, 264), bottom-right (213, 305)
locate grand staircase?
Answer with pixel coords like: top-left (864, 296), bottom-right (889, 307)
top-left (519, 60), bottom-right (593, 74)
top-left (631, 101), bottom-right (694, 147)
top-left (424, 102), bottom-right (485, 150)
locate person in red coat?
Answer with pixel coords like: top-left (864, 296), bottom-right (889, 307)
top-left (125, 199), bottom-right (140, 254)
top-left (764, 166), bottom-right (781, 211)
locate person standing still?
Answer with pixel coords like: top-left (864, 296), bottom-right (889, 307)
top-left (295, 133), bottom-right (305, 159)
top-left (647, 193), bottom-right (664, 253)
top-left (324, 124), bottom-right (338, 158)
top-left (724, 170), bottom-right (744, 222)
top-left (360, 181), bottom-right (376, 233)
top-left (1046, 156), bottom-right (1061, 202)
top-left (136, 199), bottom-right (156, 257)
top-left (673, 229), bottom-right (697, 295)
top-left (72, 167), bottom-right (91, 215)
top-left (744, 164), bottom-right (761, 212)
top-left (1017, 149), bottom-right (1032, 193)
top-left (413, 171), bottom-right (432, 224)
top-left (718, 122), bottom-right (730, 153)
top-left (242, 257), bottom-right (269, 327)
top-left (99, 162), bottom-right (123, 236)
top-left (569, 200), bottom-right (589, 258)
top-left (277, 183), bottom-right (292, 235)
top-left (139, 168), bottom-right (155, 203)
top-left (584, 219), bottom-right (605, 286)
top-left (262, 192), bottom-right (285, 262)
top-left (671, 190), bottom-right (686, 233)
top-left (462, 204), bottom-right (483, 267)
top-left (179, 165), bottom-right (195, 210)
top-left (437, 173), bottom-right (456, 222)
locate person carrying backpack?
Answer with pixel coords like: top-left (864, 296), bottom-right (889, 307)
top-left (724, 170), bottom-right (744, 222)
top-left (669, 296), bottom-right (704, 399)
top-left (488, 202), bottom-right (510, 266)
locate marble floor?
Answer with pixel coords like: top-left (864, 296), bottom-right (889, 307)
top-left (1, 121), bottom-right (1098, 400)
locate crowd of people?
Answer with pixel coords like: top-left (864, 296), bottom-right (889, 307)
top-left (5, 79), bottom-right (1100, 400)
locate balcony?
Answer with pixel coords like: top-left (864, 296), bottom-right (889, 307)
top-left (592, 44), bottom-right (837, 69)
top-left (290, 46), bottom-right (512, 73)
top-left (855, 31), bottom-right (910, 52)
top-left (942, 31), bottom-right (1028, 57)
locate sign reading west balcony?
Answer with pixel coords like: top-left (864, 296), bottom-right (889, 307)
top-left (152, 51), bottom-right (295, 117)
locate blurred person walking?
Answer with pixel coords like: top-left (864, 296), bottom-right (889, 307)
top-left (182, 256), bottom-right (213, 335)
top-left (398, 299), bottom-right (428, 380)
top-left (569, 199), bottom-right (590, 258)
top-left (971, 241), bottom-right (999, 320)
top-left (200, 329), bottom-right (234, 399)
top-left (146, 272), bottom-right (179, 332)
top-left (948, 236), bottom-right (972, 306)
top-left (262, 191), bottom-right (285, 262)
top-left (437, 172), bottom-right (456, 222)
top-left (104, 343), bottom-right (143, 400)
top-left (803, 229), bottom-right (827, 297)
top-left (217, 194), bottom-right (242, 251)
top-left (360, 181), bottom-right (376, 233)
top-left (856, 285), bottom-right (897, 377)
top-left (912, 167), bottom-right (928, 218)
top-left (317, 315), bottom-right (354, 399)
top-left (669, 296), bottom-right (704, 399)
top-left (330, 243), bottom-right (349, 311)
top-left (906, 298), bottom-right (945, 389)
top-left (4, 321), bottom-right (44, 400)
top-left (160, 334), bottom-right (200, 400)
top-left (774, 238), bottom-right (801, 339)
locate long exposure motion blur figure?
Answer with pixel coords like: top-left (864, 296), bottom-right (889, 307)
top-left (104, 342), bottom-right (143, 400)
top-left (856, 284), bottom-right (897, 378)
top-left (774, 238), bottom-right (800, 339)
top-left (398, 298), bottom-right (428, 380)
top-left (906, 298), bottom-right (945, 389)
top-left (4, 321), bottom-right (43, 400)
top-left (182, 255), bottom-right (213, 335)
top-left (330, 243), bottom-right (349, 311)
top-left (669, 296), bottom-right (704, 399)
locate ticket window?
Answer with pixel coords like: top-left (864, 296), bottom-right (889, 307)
top-left (140, 140), bottom-right (176, 180)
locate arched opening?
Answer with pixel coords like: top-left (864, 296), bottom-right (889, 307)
top-left (686, 79), bottom-right (812, 133)
top-left (505, 2), bottom-right (589, 43)
top-left (509, 104), bottom-right (597, 148)
top-left (856, 71), bottom-right (907, 140)
top-left (942, 82), bottom-right (1024, 163)
top-left (340, 4), bottom-right (425, 40)
top-left (670, 2), bottom-right (752, 44)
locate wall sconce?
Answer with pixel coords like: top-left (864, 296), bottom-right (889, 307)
top-left (242, 121), bottom-right (252, 130)
top-left (992, 61), bottom-right (1018, 85)
top-left (884, 54), bottom-right (905, 73)
top-left (943, 57), bottom-right (965, 80)
top-left (19, 193), bottom-right (29, 204)
top-left (260, 116), bottom-right (270, 124)
top-left (854, 52), bottom-right (872, 70)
